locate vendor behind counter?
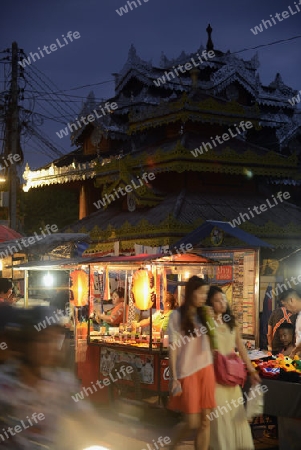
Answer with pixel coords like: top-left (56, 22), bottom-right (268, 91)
top-left (137, 292), bottom-right (177, 332)
top-left (95, 287), bottom-right (125, 328)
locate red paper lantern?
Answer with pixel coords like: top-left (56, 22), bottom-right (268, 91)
top-left (132, 269), bottom-right (153, 310)
top-left (71, 270), bottom-right (89, 306)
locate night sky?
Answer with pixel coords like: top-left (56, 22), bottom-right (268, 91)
top-left (1, 0), bottom-right (301, 172)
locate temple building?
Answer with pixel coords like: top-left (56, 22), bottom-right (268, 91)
top-left (23, 26), bottom-right (301, 269)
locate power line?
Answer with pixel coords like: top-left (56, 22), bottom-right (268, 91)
top-left (24, 123), bottom-right (65, 158)
top-left (29, 64), bottom-right (79, 116)
top-left (30, 79), bottom-right (114, 98)
top-left (25, 72), bottom-right (73, 122)
top-left (232, 34), bottom-right (301, 55)
top-left (25, 69), bottom-right (75, 120)
top-left (17, 34), bottom-right (301, 100)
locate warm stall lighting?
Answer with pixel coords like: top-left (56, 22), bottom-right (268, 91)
top-left (43, 272), bottom-right (53, 287)
top-left (70, 269), bottom-right (89, 307)
top-left (83, 446), bottom-right (110, 450)
top-left (132, 269), bottom-right (153, 310)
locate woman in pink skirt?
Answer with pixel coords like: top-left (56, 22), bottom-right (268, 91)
top-left (167, 276), bottom-right (216, 450)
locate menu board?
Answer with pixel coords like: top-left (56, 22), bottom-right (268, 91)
top-left (203, 250), bottom-right (256, 337)
top-left (232, 251), bottom-right (256, 336)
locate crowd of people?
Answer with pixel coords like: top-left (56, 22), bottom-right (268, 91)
top-left (0, 302), bottom-right (116, 449)
top-left (1, 274), bottom-right (301, 450)
top-left (166, 278), bottom-right (301, 450)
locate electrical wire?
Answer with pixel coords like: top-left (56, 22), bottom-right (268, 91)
top-left (30, 64), bottom-right (79, 116)
top-left (25, 70), bottom-right (74, 121)
top-left (1, 32), bottom-right (301, 169)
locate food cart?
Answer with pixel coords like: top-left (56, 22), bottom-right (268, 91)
top-left (15, 246), bottom-right (261, 406)
top-left (72, 248), bottom-right (260, 406)
top-left (76, 253), bottom-right (215, 406)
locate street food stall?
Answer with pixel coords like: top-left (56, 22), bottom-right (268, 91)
top-left (76, 253), bottom-right (215, 406)
top-left (71, 248), bottom-right (261, 405)
top-left (15, 246), bottom-right (262, 406)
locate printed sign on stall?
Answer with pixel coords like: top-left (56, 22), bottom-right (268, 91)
top-left (100, 347), bottom-right (154, 384)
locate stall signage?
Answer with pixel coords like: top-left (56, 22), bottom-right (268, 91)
top-left (160, 359), bottom-right (170, 390)
top-left (100, 347), bottom-right (154, 385)
top-left (203, 252), bottom-right (233, 263)
top-left (216, 265), bottom-right (233, 280)
top-left (163, 367), bottom-right (170, 380)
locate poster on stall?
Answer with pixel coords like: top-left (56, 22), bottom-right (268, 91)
top-left (202, 252), bottom-right (234, 282)
top-left (202, 250), bottom-right (256, 337)
top-left (100, 347), bottom-right (154, 384)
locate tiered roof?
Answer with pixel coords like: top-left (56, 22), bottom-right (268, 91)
top-left (23, 26), bottom-right (301, 251)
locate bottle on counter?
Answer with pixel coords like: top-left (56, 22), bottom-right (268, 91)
top-left (200, 305), bottom-right (218, 350)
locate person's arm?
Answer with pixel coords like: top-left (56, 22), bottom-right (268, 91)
top-left (137, 317), bottom-right (150, 328)
top-left (97, 304), bottom-right (123, 325)
top-left (267, 324), bottom-right (273, 351)
top-left (108, 304), bottom-right (124, 325)
top-left (167, 312), bottom-right (182, 395)
top-left (290, 343), bottom-right (301, 357)
top-left (235, 329), bottom-right (261, 385)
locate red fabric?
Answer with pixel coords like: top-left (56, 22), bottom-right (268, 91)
top-left (168, 364), bottom-right (216, 414)
top-left (0, 225), bottom-right (22, 241)
top-left (106, 302), bottom-right (125, 325)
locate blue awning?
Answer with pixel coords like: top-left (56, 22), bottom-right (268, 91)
top-left (171, 220), bottom-right (274, 249)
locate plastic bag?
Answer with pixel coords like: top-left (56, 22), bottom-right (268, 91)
top-left (245, 386), bottom-right (264, 419)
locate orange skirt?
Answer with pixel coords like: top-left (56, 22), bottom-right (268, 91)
top-left (168, 364), bottom-right (216, 414)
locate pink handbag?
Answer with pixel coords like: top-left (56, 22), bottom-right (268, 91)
top-left (214, 351), bottom-right (247, 386)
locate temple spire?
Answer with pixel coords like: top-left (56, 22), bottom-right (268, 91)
top-left (206, 23), bottom-right (214, 51)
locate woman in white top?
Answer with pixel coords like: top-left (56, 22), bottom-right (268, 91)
top-left (206, 286), bottom-right (260, 450)
top-left (167, 276), bottom-right (216, 450)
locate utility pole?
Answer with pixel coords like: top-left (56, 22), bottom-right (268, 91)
top-left (7, 41), bottom-right (19, 230)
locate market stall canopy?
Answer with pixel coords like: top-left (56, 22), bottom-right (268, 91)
top-left (14, 252), bottom-right (214, 271)
top-left (155, 253), bottom-right (214, 263)
top-left (172, 220), bottom-right (274, 249)
top-left (0, 233), bottom-right (90, 257)
top-left (13, 256), bottom-right (95, 271)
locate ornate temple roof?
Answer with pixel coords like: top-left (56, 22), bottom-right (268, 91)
top-left (66, 26), bottom-right (301, 148)
top-left (64, 190), bottom-right (301, 251)
top-left (22, 25), bottom-right (301, 192)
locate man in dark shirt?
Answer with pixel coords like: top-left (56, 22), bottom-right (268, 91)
top-left (267, 291), bottom-right (297, 353)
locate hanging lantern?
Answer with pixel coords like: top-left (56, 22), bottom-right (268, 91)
top-left (132, 269), bottom-right (153, 310)
top-left (70, 270), bottom-right (89, 306)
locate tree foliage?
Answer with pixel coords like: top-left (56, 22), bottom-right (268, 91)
top-left (19, 186), bottom-right (79, 234)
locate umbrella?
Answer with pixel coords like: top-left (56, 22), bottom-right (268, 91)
top-left (0, 225), bottom-right (22, 242)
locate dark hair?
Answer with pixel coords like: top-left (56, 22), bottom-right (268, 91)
top-left (279, 288), bottom-right (301, 303)
top-left (206, 285), bottom-right (236, 331)
top-left (165, 292), bottom-right (177, 309)
top-left (112, 287), bottom-right (125, 299)
top-left (278, 322), bottom-right (294, 332)
top-left (180, 276), bottom-right (208, 336)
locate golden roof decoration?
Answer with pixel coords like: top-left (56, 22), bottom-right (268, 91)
top-left (128, 94), bottom-right (260, 134)
top-left (22, 161), bottom-right (96, 192)
top-left (94, 158), bottom-right (161, 209)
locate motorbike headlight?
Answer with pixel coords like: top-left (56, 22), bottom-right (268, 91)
top-left (83, 446), bottom-right (110, 450)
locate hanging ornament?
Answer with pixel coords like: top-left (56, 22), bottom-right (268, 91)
top-left (132, 269), bottom-right (154, 310)
top-left (70, 269), bottom-right (89, 307)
